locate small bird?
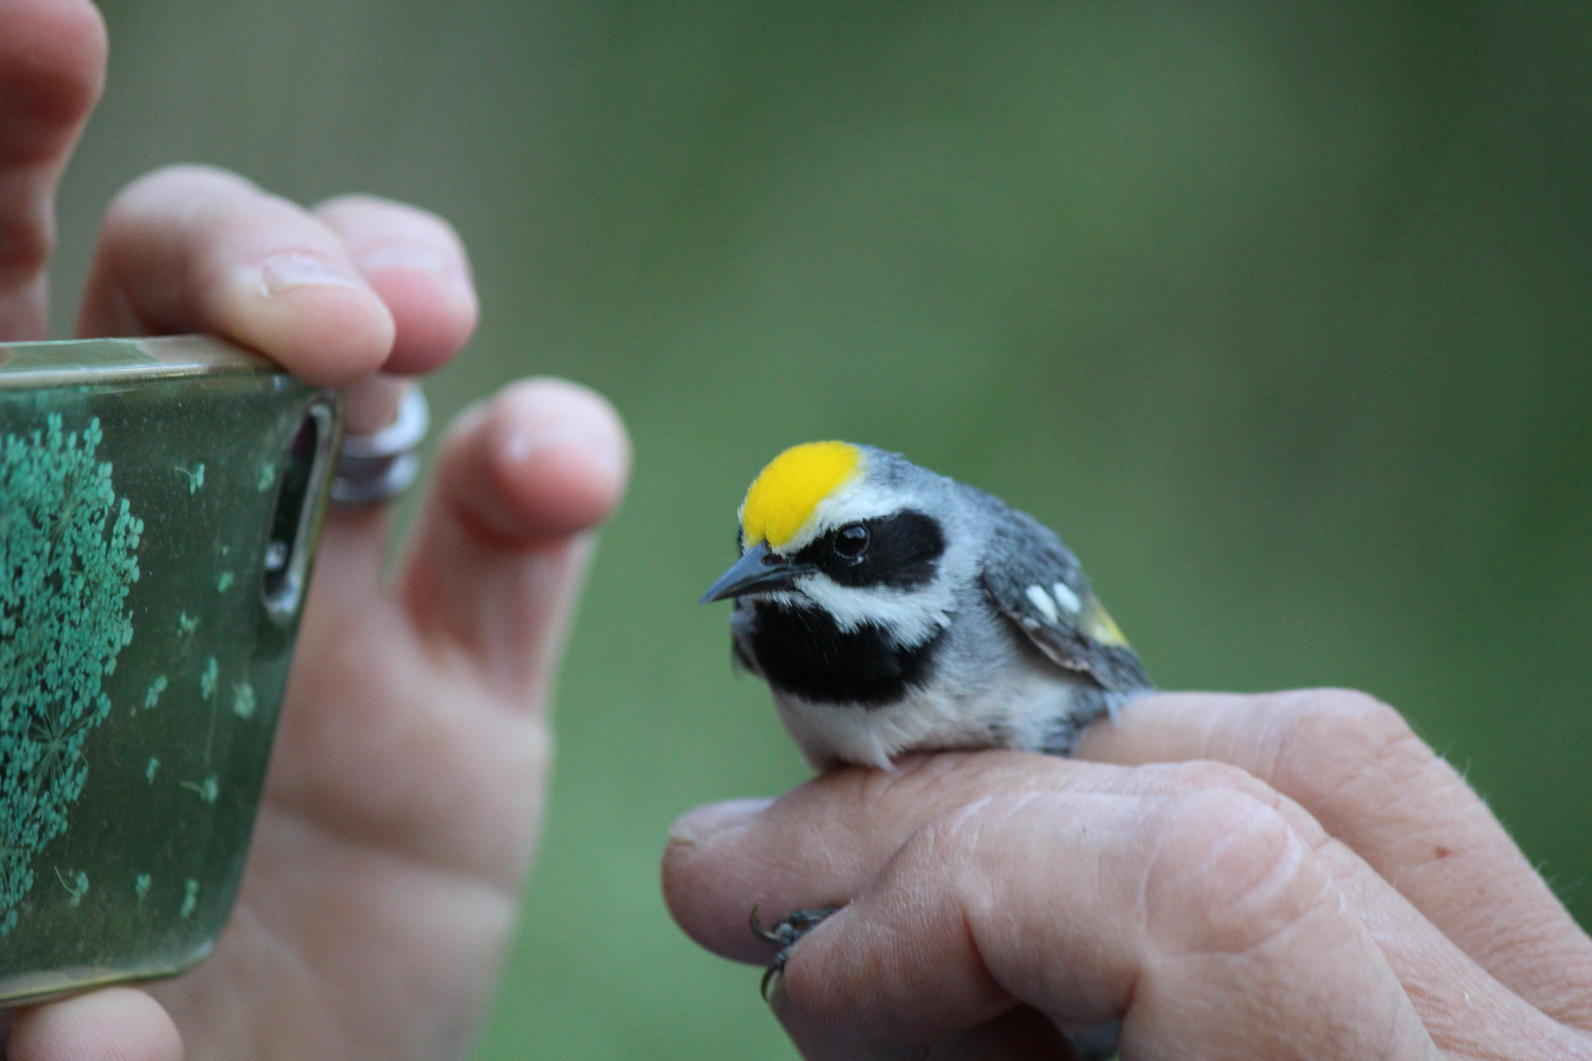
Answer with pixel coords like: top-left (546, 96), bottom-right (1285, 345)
top-left (702, 440), bottom-right (1152, 771)
top-left (701, 441), bottom-right (1151, 1054)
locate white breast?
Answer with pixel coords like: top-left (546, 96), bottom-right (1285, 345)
top-left (771, 666), bottom-right (1099, 770)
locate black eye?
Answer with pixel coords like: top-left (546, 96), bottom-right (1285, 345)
top-left (833, 523), bottom-right (870, 563)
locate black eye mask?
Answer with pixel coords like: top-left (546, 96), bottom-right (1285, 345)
top-left (796, 510), bottom-right (945, 590)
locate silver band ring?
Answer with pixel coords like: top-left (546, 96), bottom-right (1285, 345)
top-left (331, 385), bottom-right (429, 505)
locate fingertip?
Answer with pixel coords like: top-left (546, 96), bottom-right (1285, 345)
top-left (314, 194), bottom-right (479, 375)
top-left (85, 167), bottom-right (401, 385)
top-left (464, 378), bottom-right (630, 543)
top-left (216, 252), bottom-right (397, 387)
top-left (6, 987), bottom-right (182, 1061)
top-left (358, 256), bottom-right (478, 375)
top-left (0, 0), bottom-right (108, 336)
top-left (488, 426), bottom-right (625, 540)
top-left (0, 0), bottom-right (107, 137)
top-left (662, 799), bottom-right (778, 963)
top-left (392, 377), bottom-right (627, 693)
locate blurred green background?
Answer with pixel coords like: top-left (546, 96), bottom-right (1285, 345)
top-left (57, 2), bottom-right (1591, 1056)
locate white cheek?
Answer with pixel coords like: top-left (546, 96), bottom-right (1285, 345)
top-left (795, 575), bottom-right (954, 646)
top-left (754, 589), bottom-right (804, 608)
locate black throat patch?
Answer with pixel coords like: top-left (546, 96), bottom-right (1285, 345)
top-left (746, 602), bottom-right (944, 708)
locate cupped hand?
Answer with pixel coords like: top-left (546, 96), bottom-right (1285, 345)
top-left (2, 2), bottom-right (630, 1057)
top-left (665, 690), bottom-right (1592, 1059)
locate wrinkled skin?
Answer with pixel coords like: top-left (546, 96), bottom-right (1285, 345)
top-left (667, 694), bottom-right (1592, 1058)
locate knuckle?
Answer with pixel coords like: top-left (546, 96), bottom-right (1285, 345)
top-left (1264, 688), bottom-right (1439, 807)
top-left (899, 789), bottom-right (1069, 922)
top-left (776, 932), bottom-right (860, 1026)
top-left (909, 793), bottom-right (1005, 860)
top-left (1144, 788), bottom-right (1330, 958)
top-left (861, 789), bottom-right (1022, 915)
top-left (1153, 758), bottom-right (1274, 800)
top-left (101, 166), bottom-right (290, 263)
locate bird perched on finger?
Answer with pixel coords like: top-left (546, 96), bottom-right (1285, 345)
top-left (702, 440), bottom-right (1152, 772)
top-left (701, 440), bottom-right (1150, 1057)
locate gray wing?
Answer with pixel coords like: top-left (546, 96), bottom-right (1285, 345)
top-left (977, 498), bottom-right (1152, 693)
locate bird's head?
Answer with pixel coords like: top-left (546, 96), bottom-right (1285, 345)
top-left (701, 442), bottom-right (954, 639)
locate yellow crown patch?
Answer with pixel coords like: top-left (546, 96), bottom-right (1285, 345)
top-left (740, 441), bottom-right (864, 550)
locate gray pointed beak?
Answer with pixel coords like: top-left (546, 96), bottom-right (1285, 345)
top-left (700, 543), bottom-right (812, 604)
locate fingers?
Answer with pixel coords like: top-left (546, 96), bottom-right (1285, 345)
top-left (395, 378), bottom-right (629, 701)
top-left (665, 755), bottom-right (1276, 966)
top-left (312, 195), bottom-right (477, 377)
top-left (80, 160), bottom-right (627, 704)
top-left (305, 196), bottom-right (478, 546)
top-left (0, 0), bottom-right (105, 337)
top-left (666, 754), bottom-right (1592, 1057)
top-left (4, 987), bottom-right (182, 1061)
top-left (1077, 689), bottom-right (1592, 1027)
top-left (76, 165), bottom-right (394, 386)
top-left (667, 759), bottom-right (1442, 1059)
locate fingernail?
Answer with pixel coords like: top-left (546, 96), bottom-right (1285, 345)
top-left (259, 252), bottom-right (369, 296)
top-left (667, 799), bottom-right (770, 846)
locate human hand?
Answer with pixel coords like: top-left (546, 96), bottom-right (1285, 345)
top-left (1, 1), bottom-right (629, 1057)
top-left (665, 690), bottom-right (1592, 1058)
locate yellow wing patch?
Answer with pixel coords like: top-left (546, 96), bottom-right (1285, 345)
top-left (1081, 596), bottom-right (1130, 647)
top-left (740, 441), bottom-right (864, 550)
